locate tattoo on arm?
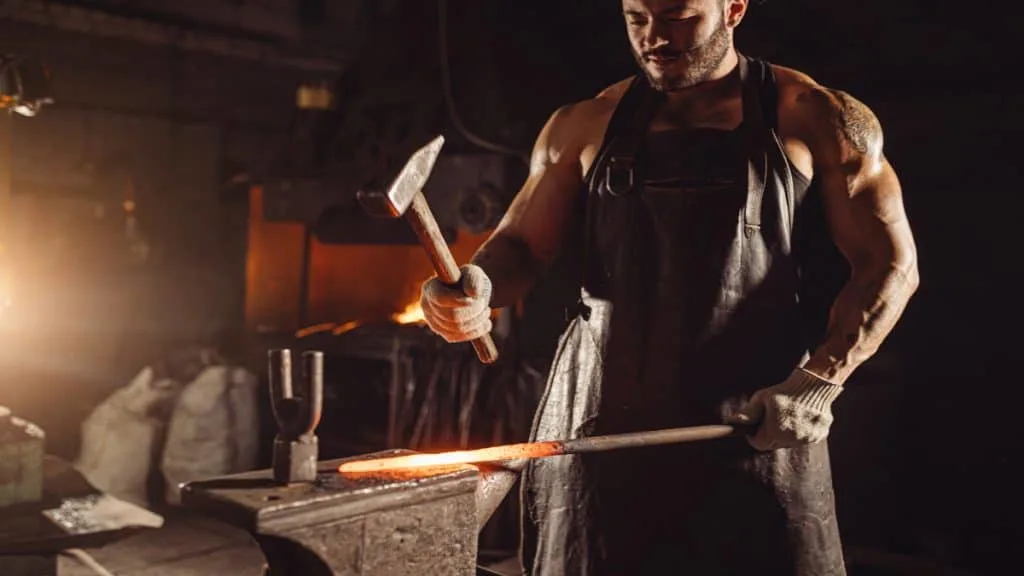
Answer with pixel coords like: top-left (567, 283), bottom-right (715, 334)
top-left (798, 85), bottom-right (919, 384)
top-left (830, 90), bottom-right (882, 156)
top-left (802, 88), bottom-right (884, 159)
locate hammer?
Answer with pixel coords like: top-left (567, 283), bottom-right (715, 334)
top-left (359, 135), bottom-right (499, 364)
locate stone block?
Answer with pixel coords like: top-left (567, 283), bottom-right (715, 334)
top-left (0, 406), bottom-right (45, 509)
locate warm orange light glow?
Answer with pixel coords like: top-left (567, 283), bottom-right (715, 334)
top-left (295, 301), bottom-right (422, 339)
top-left (338, 441), bottom-right (563, 475)
top-left (295, 320), bottom-right (362, 338)
top-left (295, 322), bottom-right (336, 338)
top-left (0, 271), bottom-right (10, 315)
top-left (244, 184), bottom-right (496, 333)
top-left (391, 300), bottom-right (425, 325)
top-left (332, 320), bottom-right (361, 335)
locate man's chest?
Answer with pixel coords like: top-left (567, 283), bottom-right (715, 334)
top-left (579, 99), bottom-right (814, 182)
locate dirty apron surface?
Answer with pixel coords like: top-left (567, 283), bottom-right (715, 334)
top-left (521, 56), bottom-right (847, 576)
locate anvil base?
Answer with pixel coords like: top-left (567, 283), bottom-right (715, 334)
top-left (181, 451), bottom-right (480, 576)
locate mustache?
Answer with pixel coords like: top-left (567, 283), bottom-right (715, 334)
top-left (643, 47), bottom-right (683, 60)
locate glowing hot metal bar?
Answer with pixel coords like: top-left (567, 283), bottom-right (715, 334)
top-left (338, 424), bottom-right (743, 474)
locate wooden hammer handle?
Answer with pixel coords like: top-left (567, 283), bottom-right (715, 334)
top-left (406, 192), bottom-right (499, 364)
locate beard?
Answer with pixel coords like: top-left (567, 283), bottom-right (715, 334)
top-left (633, 17), bottom-right (732, 92)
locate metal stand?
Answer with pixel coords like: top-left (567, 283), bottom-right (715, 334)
top-left (268, 349), bottom-right (323, 484)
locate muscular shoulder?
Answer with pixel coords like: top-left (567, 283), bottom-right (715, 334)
top-left (595, 77), bottom-right (634, 100)
top-left (772, 64), bottom-right (885, 166)
top-left (539, 77), bottom-right (630, 156)
top-left (554, 77), bottom-right (629, 128)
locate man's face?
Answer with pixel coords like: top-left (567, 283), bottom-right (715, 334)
top-left (622, 0), bottom-right (736, 91)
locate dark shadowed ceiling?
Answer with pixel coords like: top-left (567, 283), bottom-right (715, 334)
top-left (12, 0), bottom-right (1011, 129)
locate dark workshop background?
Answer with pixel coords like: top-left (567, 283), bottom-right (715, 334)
top-left (1, 1), bottom-right (1019, 575)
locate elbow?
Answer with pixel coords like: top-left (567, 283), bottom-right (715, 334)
top-left (882, 230), bottom-right (921, 299)
top-left (893, 249), bottom-right (921, 302)
top-left (905, 259), bottom-right (921, 300)
top-left (906, 257), bottom-right (921, 291)
top-left (850, 247), bottom-right (920, 301)
top-left (900, 235), bottom-right (921, 291)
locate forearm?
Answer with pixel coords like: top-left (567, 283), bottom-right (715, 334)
top-left (470, 232), bottom-right (545, 308)
top-left (803, 261), bottom-right (919, 385)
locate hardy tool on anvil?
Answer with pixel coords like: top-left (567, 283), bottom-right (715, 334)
top-left (358, 135), bottom-right (499, 364)
top-left (338, 424), bottom-right (749, 475)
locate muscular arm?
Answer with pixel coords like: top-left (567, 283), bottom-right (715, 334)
top-left (471, 104), bottom-right (586, 307)
top-left (795, 87), bottom-right (920, 385)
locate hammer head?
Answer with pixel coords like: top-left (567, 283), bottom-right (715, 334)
top-left (357, 135), bottom-right (446, 218)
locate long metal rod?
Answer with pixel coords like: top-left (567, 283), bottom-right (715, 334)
top-left (339, 424), bottom-right (747, 475)
top-left (467, 424), bottom-right (748, 531)
top-left (558, 424), bottom-right (742, 455)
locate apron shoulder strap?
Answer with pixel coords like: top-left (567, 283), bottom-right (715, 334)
top-left (572, 75), bottom-right (660, 321)
top-left (740, 55), bottom-right (779, 132)
top-left (739, 54), bottom-right (781, 235)
top-left (583, 74), bottom-right (657, 194)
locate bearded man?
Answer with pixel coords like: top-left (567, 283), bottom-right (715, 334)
top-left (420, 1), bottom-right (919, 574)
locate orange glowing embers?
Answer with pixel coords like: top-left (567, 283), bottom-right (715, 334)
top-left (390, 300), bottom-right (425, 325)
top-left (294, 298), bottom-right (426, 339)
top-left (295, 320), bottom-right (362, 338)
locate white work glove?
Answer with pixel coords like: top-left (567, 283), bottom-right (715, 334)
top-left (420, 264), bottom-right (493, 343)
top-left (728, 368), bottom-right (844, 451)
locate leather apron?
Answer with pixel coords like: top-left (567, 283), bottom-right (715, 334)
top-left (520, 56), bottom-right (847, 576)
